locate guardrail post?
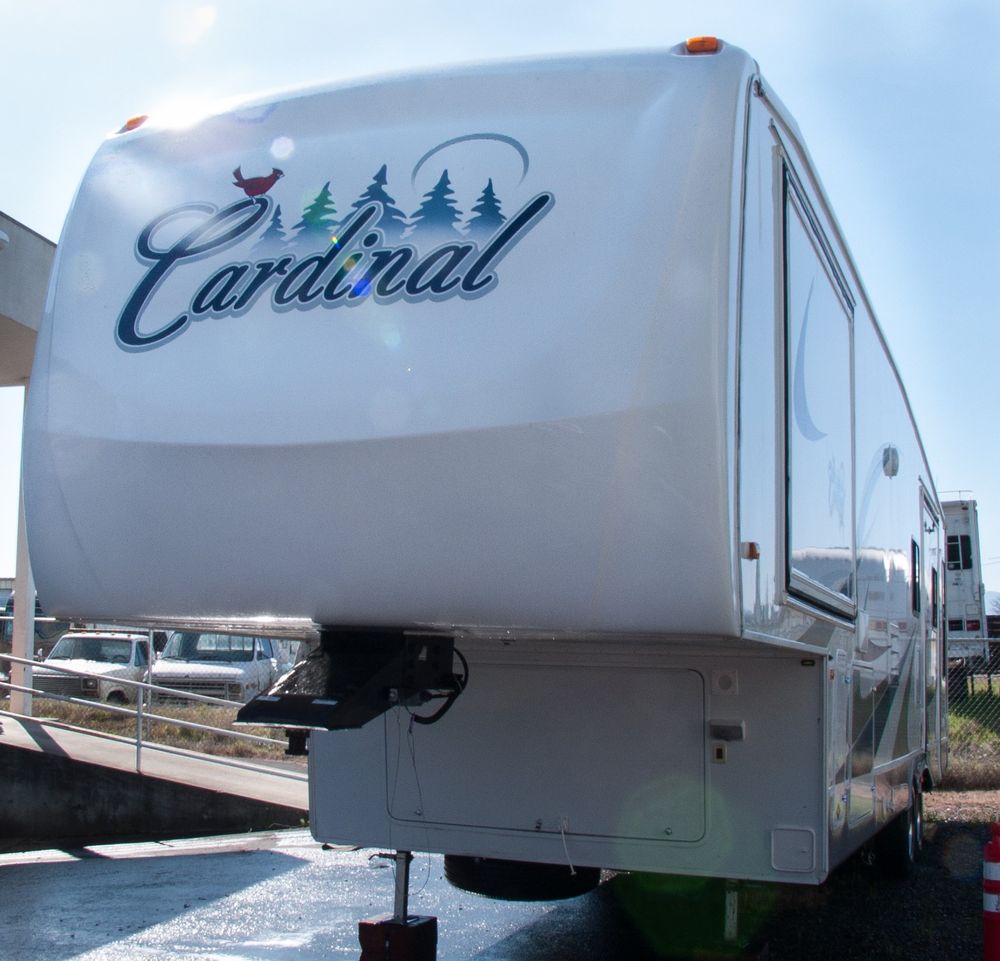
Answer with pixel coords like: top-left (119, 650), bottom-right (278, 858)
top-left (10, 446), bottom-right (35, 717)
top-left (135, 686), bottom-right (144, 773)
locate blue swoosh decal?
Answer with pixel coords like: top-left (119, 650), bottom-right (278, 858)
top-left (793, 279), bottom-right (826, 441)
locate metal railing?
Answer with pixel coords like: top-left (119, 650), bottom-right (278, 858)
top-left (0, 652), bottom-right (305, 780)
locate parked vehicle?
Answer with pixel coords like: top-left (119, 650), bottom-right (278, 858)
top-left (23, 36), bottom-right (945, 895)
top-left (943, 499), bottom-right (988, 662)
top-left (33, 631), bottom-right (150, 704)
top-left (151, 632), bottom-right (287, 704)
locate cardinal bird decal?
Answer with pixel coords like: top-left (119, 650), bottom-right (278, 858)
top-left (232, 166), bottom-right (284, 197)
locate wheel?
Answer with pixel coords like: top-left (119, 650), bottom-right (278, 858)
top-left (105, 691), bottom-right (127, 705)
top-left (876, 781), bottom-right (922, 879)
top-left (443, 855), bottom-right (600, 901)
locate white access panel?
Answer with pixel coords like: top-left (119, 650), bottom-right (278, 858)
top-left (386, 664), bottom-right (706, 842)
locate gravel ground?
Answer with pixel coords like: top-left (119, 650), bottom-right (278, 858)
top-left (755, 789), bottom-right (996, 961)
top-left (493, 789), bottom-right (997, 961)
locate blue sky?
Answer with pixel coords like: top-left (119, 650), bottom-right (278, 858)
top-left (2, 0), bottom-right (999, 592)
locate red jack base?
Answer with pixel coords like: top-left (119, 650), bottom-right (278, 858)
top-left (358, 913), bottom-right (438, 961)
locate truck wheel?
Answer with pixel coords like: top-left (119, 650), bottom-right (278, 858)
top-left (106, 691), bottom-right (126, 705)
top-left (443, 855), bottom-right (600, 901)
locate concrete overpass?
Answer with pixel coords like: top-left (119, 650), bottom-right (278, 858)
top-left (0, 211), bottom-right (53, 388)
top-left (1, 210), bottom-right (56, 714)
top-left (0, 711), bottom-right (307, 843)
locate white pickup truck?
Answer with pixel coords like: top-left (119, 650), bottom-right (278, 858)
top-left (151, 632), bottom-right (290, 704)
top-left (33, 631), bottom-right (150, 704)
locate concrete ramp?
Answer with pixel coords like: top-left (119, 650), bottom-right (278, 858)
top-left (0, 712), bottom-right (307, 845)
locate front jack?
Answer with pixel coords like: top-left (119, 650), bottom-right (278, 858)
top-left (358, 851), bottom-right (438, 961)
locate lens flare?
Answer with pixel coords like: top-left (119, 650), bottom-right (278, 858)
top-left (270, 136), bottom-right (295, 161)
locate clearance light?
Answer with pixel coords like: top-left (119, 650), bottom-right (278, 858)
top-left (686, 36), bottom-right (720, 54)
top-left (117, 114), bottom-right (149, 134)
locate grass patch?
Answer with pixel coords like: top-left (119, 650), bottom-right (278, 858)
top-left (2, 694), bottom-right (300, 764)
top-left (949, 693), bottom-right (1000, 749)
top-left (943, 693), bottom-right (1000, 789)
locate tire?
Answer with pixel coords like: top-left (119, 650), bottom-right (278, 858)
top-left (443, 855), bottom-right (601, 901)
top-left (912, 780), bottom-right (925, 855)
top-left (105, 691), bottom-right (127, 705)
top-left (876, 781), bottom-right (922, 879)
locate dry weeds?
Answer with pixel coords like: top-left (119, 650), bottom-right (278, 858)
top-left (14, 698), bottom-right (300, 763)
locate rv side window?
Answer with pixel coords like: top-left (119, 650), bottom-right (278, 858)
top-left (911, 539), bottom-right (921, 615)
top-left (783, 177), bottom-right (855, 614)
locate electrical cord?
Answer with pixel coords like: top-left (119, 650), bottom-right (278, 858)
top-left (410, 647), bottom-right (469, 725)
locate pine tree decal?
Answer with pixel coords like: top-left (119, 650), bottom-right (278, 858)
top-left (291, 182), bottom-right (339, 249)
top-left (252, 203), bottom-right (288, 254)
top-left (408, 169), bottom-right (463, 242)
top-left (350, 165), bottom-right (409, 241)
top-left (465, 179), bottom-right (506, 239)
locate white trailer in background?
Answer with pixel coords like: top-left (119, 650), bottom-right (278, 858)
top-left (23, 36), bottom-right (945, 911)
top-left (943, 499), bottom-right (988, 662)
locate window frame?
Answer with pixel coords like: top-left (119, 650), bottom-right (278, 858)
top-left (947, 534), bottom-right (973, 571)
top-left (781, 166), bottom-right (857, 619)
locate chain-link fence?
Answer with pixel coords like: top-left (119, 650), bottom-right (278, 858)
top-left (946, 659), bottom-right (1000, 788)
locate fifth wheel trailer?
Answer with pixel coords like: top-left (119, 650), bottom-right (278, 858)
top-left (23, 37), bottom-right (945, 891)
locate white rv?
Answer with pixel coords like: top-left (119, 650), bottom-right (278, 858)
top-left (943, 499), bottom-right (988, 662)
top-left (24, 38), bottom-right (945, 894)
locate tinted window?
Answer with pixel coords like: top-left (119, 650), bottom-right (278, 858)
top-left (784, 178), bottom-right (854, 610)
top-left (162, 632), bottom-right (255, 662)
top-left (48, 636), bottom-right (132, 662)
top-left (961, 535), bottom-right (973, 569)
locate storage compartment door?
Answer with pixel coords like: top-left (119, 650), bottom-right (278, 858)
top-left (385, 665), bottom-right (706, 842)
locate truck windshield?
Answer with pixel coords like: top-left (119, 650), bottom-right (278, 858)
top-left (161, 632), bottom-right (255, 662)
top-left (48, 636), bottom-right (132, 663)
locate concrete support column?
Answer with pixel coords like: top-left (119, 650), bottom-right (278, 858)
top-left (10, 383), bottom-right (35, 716)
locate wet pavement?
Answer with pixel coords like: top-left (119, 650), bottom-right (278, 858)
top-left (0, 830), bottom-right (626, 960)
top-left (0, 821), bottom-right (982, 959)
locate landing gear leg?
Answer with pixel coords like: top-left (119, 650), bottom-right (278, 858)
top-left (722, 880), bottom-right (771, 960)
top-left (358, 851), bottom-right (438, 961)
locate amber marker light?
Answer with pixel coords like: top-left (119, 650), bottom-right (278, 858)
top-left (686, 36), bottom-right (720, 54)
top-left (117, 114), bottom-right (149, 134)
